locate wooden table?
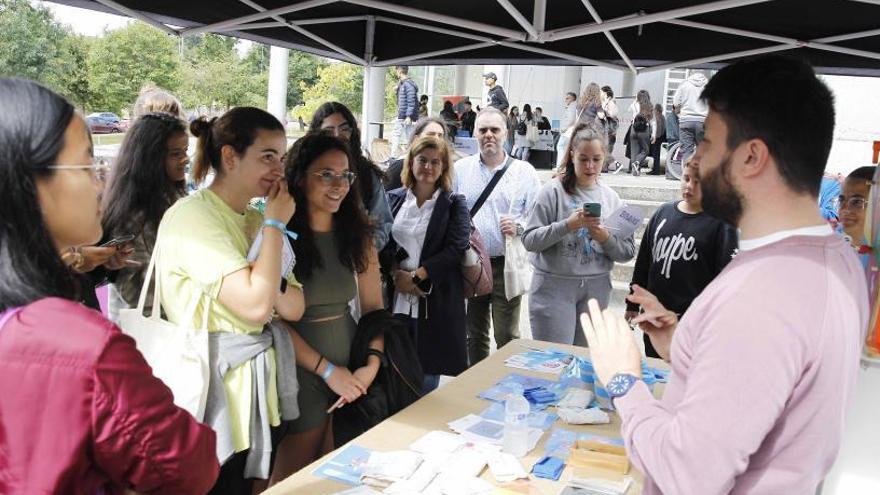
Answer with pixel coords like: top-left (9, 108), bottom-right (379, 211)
top-left (267, 339), bottom-right (667, 494)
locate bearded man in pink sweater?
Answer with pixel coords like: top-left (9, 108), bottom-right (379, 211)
top-left (581, 55), bottom-right (869, 495)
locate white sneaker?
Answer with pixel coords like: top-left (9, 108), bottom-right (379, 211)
top-left (631, 162), bottom-right (641, 176)
top-left (611, 162), bottom-right (624, 174)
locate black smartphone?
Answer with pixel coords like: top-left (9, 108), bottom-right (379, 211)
top-left (99, 234), bottom-right (135, 248)
top-left (583, 203), bottom-right (602, 217)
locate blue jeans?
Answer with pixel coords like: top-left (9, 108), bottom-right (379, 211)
top-left (678, 120), bottom-right (704, 162)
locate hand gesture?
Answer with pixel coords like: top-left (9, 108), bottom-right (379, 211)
top-left (500, 217), bottom-right (518, 237)
top-left (579, 299), bottom-right (642, 387)
top-left (103, 243), bottom-right (139, 271)
top-left (324, 364), bottom-right (367, 404)
top-left (264, 178), bottom-right (295, 224)
top-left (627, 285), bottom-right (678, 360)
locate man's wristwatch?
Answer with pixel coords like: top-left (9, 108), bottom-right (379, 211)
top-left (606, 373), bottom-right (640, 399)
top-left (411, 272), bottom-right (422, 286)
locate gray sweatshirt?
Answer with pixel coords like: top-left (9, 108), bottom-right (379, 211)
top-left (522, 179), bottom-right (635, 277)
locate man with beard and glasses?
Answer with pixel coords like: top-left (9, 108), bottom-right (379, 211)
top-left (577, 55), bottom-right (869, 495)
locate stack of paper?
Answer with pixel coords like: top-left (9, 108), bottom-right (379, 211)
top-left (487, 452), bottom-right (528, 483)
top-left (360, 451), bottom-right (423, 487)
top-left (504, 349), bottom-right (573, 375)
top-left (566, 473), bottom-right (633, 495)
top-left (313, 445), bottom-right (372, 485)
top-left (448, 414), bottom-right (544, 453)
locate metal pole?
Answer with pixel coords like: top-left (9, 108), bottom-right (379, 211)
top-left (267, 46), bottom-right (289, 125)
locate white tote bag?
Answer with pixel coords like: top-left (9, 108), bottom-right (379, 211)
top-left (116, 244), bottom-right (211, 421)
top-left (504, 235), bottom-right (533, 301)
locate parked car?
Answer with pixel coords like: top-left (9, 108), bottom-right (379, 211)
top-left (87, 112), bottom-right (120, 125)
top-left (86, 116), bottom-right (121, 134)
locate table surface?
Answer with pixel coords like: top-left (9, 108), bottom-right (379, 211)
top-left (266, 339), bottom-right (667, 494)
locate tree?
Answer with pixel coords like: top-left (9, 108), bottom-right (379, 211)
top-left (52, 35), bottom-right (93, 110)
top-left (294, 62), bottom-right (363, 121)
top-left (243, 44), bottom-right (327, 109)
top-left (0, 0), bottom-right (66, 81)
top-left (86, 22), bottom-right (179, 114)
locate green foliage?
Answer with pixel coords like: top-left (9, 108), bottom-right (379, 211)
top-left (86, 22), bottom-right (179, 114)
top-left (0, 0), bottom-right (66, 81)
top-left (293, 62), bottom-right (363, 121)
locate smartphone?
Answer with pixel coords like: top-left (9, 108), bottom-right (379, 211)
top-left (583, 203), bottom-right (602, 217)
top-left (99, 234), bottom-right (135, 248)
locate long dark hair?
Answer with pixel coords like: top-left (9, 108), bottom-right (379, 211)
top-left (309, 102), bottom-right (383, 208)
top-left (102, 113), bottom-right (187, 241)
top-left (561, 123), bottom-right (607, 194)
top-left (284, 132), bottom-right (372, 280)
top-left (522, 104), bottom-right (534, 121)
top-left (190, 107), bottom-right (284, 185)
top-left (0, 78), bottom-right (78, 310)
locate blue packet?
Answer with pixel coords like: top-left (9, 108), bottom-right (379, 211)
top-left (531, 455), bottom-right (565, 481)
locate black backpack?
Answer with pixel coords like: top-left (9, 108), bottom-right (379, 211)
top-left (516, 120), bottom-right (527, 135)
top-left (633, 113), bottom-right (648, 133)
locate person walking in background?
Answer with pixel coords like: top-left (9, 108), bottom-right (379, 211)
top-left (484, 72), bottom-right (509, 112)
top-left (624, 90), bottom-right (655, 176)
top-left (454, 107), bottom-right (541, 364)
top-left (599, 86), bottom-right (621, 172)
top-left (506, 106), bottom-right (519, 154)
top-left (311, 102), bottom-right (394, 251)
top-left (460, 99), bottom-right (477, 136)
top-left (384, 137), bottom-right (470, 393)
top-left (649, 103), bottom-right (667, 175)
top-left (0, 77), bottom-right (219, 495)
top-left (384, 117), bottom-right (449, 191)
top-left (514, 103), bottom-right (536, 163)
top-left (523, 124), bottom-right (635, 345)
top-left (556, 91), bottom-right (579, 168)
top-left (673, 70), bottom-right (709, 161)
top-left (419, 94), bottom-right (429, 118)
top-left (440, 99), bottom-right (460, 136)
top-left (390, 65), bottom-right (420, 157)
top-left (626, 151), bottom-right (737, 357)
top-left (583, 55), bottom-right (867, 495)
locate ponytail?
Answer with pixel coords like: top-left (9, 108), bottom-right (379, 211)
top-left (189, 107), bottom-right (284, 186)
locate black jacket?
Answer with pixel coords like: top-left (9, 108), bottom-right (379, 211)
top-left (383, 158), bottom-right (404, 191)
top-left (382, 188), bottom-right (470, 376)
top-left (334, 309), bottom-right (424, 446)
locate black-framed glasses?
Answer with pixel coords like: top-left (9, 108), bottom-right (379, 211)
top-left (46, 157), bottom-right (111, 183)
top-left (838, 195), bottom-right (868, 210)
top-left (313, 170), bottom-right (357, 186)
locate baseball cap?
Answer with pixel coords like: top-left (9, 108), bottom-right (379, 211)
top-left (482, 72), bottom-right (497, 80)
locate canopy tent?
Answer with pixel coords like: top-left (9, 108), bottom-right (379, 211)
top-left (48, 0), bottom-right (880, 76)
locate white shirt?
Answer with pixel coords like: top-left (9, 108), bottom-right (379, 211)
top-left (562, 101), bottom-right (577, 130)
top-left (453, 153), bottom-right (542, 257)
top-left (391, 188), bottom-right (440, 317)
top-left (738, 224), bottom-right (832, 251)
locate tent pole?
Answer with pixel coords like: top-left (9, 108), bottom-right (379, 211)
top-left (92, 0), bottom-right (178, 35)
top-left (180, 0), bottom-right (336, 37)
top-left (495, 0), bottom-right (539, 39)
top-left (542, 0), bottom-right (773, 42)
top-left (580, 0), bottom-right (637, 73)
top-left (639, 44), bottom-right (797, 73)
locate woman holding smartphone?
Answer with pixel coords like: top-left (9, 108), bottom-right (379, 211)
top-left (522, 124), bottom-right (635, 345)
top-left (102, 112), bottom-right (189, 321)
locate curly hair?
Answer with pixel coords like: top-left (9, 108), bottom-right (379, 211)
top-left (284, 132), bottom-right (373, 280)
top-left (580, 82), bottom-right (602, 107)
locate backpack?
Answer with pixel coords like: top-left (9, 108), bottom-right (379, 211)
top-left (633, 113), bottom-right (648, 133)
top-left (516, 119), bottom-right (527, 135)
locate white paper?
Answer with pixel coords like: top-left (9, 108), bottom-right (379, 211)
top-left (361, 451), bottom-right (423, 482)
top-left (383, 458), bottom-right (439, 494)
top-left (409, 431), bottom-right (468, 456)
top-left (568, 475), bottom-right (634, 495)
top-left (603, 205), bottom-right (644, 238)
top-left (332, 486), bottom-right (382, 495)
top-left (448, 414), bottom-right (544, 452)
top-left (487, 452), bottom-right (528, 483)
top-left (438, 473), bottom-right (494, 495)
top-left (247, 229), bottom-right (296, 279)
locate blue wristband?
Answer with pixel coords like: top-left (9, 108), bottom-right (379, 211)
top-left (263, 219), bottom-right (299, 240)
top-left (322, 362), bottom-right (335, 381)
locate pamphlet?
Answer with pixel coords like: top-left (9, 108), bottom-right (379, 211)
top-left (313, 444), bottom-right (372, 485)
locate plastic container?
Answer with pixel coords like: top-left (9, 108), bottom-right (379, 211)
top-left (503, 383), bottom-right (530, 458)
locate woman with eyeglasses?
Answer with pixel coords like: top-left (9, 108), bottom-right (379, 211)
top-left (101, 112), bottom-right (189, 321)
top-left (155, 107), bottom-right (305, 493)
top-left (383, 136), bottom-right (470, 393)
top-left (310, 102), bottom-right (394, 251)
top-left (839, 166), bottom-right (876, 267)
top-left (0, 78), bottom-right (219, 493)
top-left (269, 132), bottom-right (385, 480)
